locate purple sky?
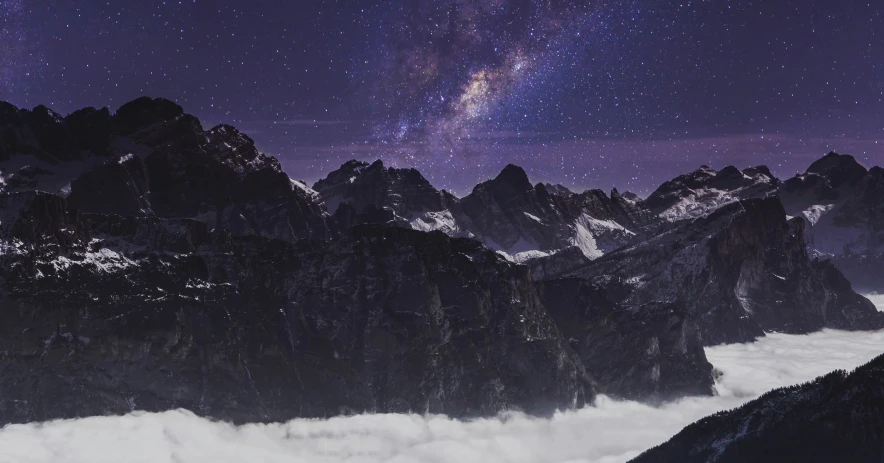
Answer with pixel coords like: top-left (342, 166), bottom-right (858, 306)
top-left (2, 0), bottom-right (882, 195)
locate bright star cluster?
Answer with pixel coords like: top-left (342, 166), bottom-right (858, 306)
top-left (364, 0), bottom-right (615, 145)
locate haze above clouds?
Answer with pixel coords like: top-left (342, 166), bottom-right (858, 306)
top-left (2, 299), bottom-right (883, 463)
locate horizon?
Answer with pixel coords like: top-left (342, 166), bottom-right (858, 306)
top-left (2, 96), bottom-right (880, 198)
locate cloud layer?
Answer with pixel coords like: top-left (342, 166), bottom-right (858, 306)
top-left (867, 293), bottom-right (884, 312)
top-left (2, 326), bottom-right (884, 463)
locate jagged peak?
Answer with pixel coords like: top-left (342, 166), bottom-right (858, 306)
top-left (29, 105), bottom-right (64, 123)
top-left (338, 159), bottom-right (370, 171)
top-left (806, 151), bottom-right (868, 187)
top-left (716, 165), bottom-right (741, 177)
top-left (544, 183), bottom-right (573, 195)
top-left (492, 164), bottom-right (532, 191)
top-left (114, 97), bottom-right (184, 134)
top-left (66, 106), bottom-right (112, 120)
top-left (807, 151), bottom-right (865, 172)
top-left (208, 124), bottom-right (255, 146)
top-left (620, 191), bottom-right (641, 202)
top-left (0, 101), bottom-right (20, 127)
top-left (742, 165), bottom-right (775, 179)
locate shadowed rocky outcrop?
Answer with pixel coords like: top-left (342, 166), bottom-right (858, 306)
top-left (538, 279), bottom-right (714, 401)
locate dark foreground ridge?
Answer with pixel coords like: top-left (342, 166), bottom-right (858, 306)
top-left (632, 352), bottom-right (884, 463)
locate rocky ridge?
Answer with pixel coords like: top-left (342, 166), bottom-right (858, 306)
top-left (313, 160), bottom-right (648, 261)
top-left (0, 97), bottom-right (882, 429)
top-left (0, 98), bottom-right (715, 425)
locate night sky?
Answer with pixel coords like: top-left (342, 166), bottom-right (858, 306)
top-left (1, 0), bottom-right (882, 195)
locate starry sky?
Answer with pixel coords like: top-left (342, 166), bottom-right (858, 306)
top-left (1, 0), bottom-right (882, 195)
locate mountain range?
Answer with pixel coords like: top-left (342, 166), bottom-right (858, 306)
top-left (1, 97), bottom-right (882, 460)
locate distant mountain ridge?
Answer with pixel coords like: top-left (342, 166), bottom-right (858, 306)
top-left (312, 159), bottom-right (647, 261)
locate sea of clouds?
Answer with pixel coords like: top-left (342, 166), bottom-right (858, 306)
top-left (868, 293), bottom-right (884, 312)
top-left (2, 297), bottom-right (884, 463)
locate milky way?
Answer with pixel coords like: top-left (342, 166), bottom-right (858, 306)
top-left (367, 0), bottom-right (615, 144)
top-left (0, 0), bottom-right (882, 194)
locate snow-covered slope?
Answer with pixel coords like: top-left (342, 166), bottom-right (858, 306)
top-left (570, 197), bottom-right (884, 345)
top-left (314, 161), bottom-right (646, 261)
top-left (643, 165), bottom-right (779, 222)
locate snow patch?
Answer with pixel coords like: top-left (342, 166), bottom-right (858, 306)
top-left (799, 203), bottom-right (835, 226)
top-left (43, 248), bottom-right (137, 276)
top-left (658, 188), bottom-right (734, 221)
top-left (289, 178), bottom-right (321, 201)
top-left (409, 210), bottom-right (459, 234)
top-left (523, 212), bottom-right (543, 224)
top-left (512, 249), bottom-right (554, 263)
top-left (570, 213), bottom-right (636, 259)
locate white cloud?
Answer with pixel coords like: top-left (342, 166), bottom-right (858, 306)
top-left (2, 328), bottom-right (884, 463)
top-left (866, 293), bottom-right (884, 312)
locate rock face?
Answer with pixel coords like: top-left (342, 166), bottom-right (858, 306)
top-left (537, 279), bottom-right (714, 401)
top-left (778, 153), bottom-right (884, 291)
top-left (458, 165), bottom-right (645, 259)
top-left (312, 159), bottom-right (461, 234)
top-left (0, 98), bottom-right (600, 427)
top-left (571, 197), bottom-right (884, 345)
top-left (638, 152), bottom-right (884, 292)
top-left (631, 353), bottom-right (884, 463)
top-left (0, 208), bottom-right (592, 424)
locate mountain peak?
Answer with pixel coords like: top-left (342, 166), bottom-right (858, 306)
top-left (543, 183), bottom-right (572, 195)
top-left (806, 152), bottom-right (867, 187)
top-left (114, 97), bottom-right (184, 134)
top-left (715, 165), bottom-right (742, 181)
top-left (742, 165), bottom-right (774, 179)
top-left (0, 101), bottom-right (18, 126)
top-left (493, 164), bottom-right (532, 191)
top-left (30, 105), bottom-right (64, 123)
top-left (338, 159), bottom-right (370, 171)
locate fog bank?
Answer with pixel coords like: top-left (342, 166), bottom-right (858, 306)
top-left (2, 328), bottom-right (884, 463)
